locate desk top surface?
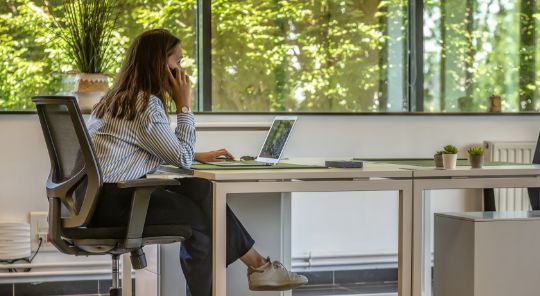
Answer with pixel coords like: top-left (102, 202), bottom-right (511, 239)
top-left (156, 160), bottom-right (412, 181)
top-left (154, 158), bottom-right (540, 181)
top-left (436, 211), bottom-right (540, 222)
top-left (408, 164), bottom-right (540, 177)
top-left (364, 158), bottom-right (540, 177)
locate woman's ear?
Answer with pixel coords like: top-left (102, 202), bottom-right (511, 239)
top-left (166, 53), bottom-right (178, 70)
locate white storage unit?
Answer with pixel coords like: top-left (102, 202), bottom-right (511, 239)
top-left (434, 211), bottom-right (540, 296)
top-left (0, 222), bottom-right (30, 260)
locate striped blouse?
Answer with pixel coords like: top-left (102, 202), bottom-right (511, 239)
top-left (87, 95), bottom-right (195, 183)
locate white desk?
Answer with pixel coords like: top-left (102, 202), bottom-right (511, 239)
top-left (151, 162), bottom-right (414, 296)
top-left (409, 165), bottom-right (540, 296)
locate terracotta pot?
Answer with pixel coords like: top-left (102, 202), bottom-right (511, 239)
top-left (434, 154), bottom-right (444, 168)
top-left (73, 73), bottom-right (109, 112)
top-left (488, 95), bottom-right (502, 113)
top-left (442, 153), bottom-right (457, 169)
top-left (469, 154), bottom-right (484, 169)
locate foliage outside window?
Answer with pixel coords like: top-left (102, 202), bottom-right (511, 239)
top-left (0, 0), bottom-right (196, 110)
top-left (424, 0), bottom-right (540, 112)
top-left (1, 0), bottom-right (540, 113)
top-left (211, 0), bottom-right (407, 112)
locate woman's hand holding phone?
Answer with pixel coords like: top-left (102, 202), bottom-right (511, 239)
top-left (167, 65), bottom-right (191, 110)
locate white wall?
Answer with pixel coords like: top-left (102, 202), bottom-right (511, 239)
top-left (0, 114), bottom-right (539, 277)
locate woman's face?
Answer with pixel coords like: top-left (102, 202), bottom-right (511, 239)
top-left (167, 44), bottom-right (183, 71)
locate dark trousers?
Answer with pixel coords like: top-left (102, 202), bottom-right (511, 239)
top-left (91, 177), bottom-right (255, 296)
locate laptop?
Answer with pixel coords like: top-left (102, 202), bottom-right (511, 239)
top-left (204, 116), bottom-right (297, 167)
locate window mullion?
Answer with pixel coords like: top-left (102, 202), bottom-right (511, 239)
top-left (196, 0), bottom-right (212, 111)
top-left (408, 0), bottom-right (424, 112)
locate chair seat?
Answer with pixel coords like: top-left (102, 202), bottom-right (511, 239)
top-left (62, 224), bottom-right (192, 240)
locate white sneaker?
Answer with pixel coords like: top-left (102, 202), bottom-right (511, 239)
top-left (247, 257), bottom-right (308, 291)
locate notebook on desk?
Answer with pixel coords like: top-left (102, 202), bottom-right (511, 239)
top-left (157, 162), bottom-right (325, 174)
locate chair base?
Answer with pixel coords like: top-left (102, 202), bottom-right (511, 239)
top-left (109, 287), bottom-right (122, 296)
top-left (130, 248), bottom-right (147, 269)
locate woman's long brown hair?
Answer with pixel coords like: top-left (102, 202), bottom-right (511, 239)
top-left (93, 29), bottom-right (180, 120)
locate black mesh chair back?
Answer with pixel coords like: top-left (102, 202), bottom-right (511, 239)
top-left (528, 132), bottom-right (540, 210)
top-left (32, 96), bottom-right (102, 228)
top-left (33, 96), bottom-right (192, 295)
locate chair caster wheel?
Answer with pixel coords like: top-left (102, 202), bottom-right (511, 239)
top-left (109, 287), bottom-right (122, 296)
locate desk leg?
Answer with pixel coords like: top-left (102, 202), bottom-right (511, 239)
top-left (122, 253), bottom-right (132, 296)
top-left (213, 183), bottom-right (227, 296)
top-left (422, 190), bottom-right (432, 296)
top-left (399, 186), bottom-right (413, 296)
top-left (412, 185), bottom-right (431, 296)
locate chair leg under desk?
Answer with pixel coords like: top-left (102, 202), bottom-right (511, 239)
top-left (483, 188), bottom-right (496, 211)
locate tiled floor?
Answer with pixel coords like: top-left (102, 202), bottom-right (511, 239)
top-left (0, 269), bottom-right (396, 295)
top-left (0, 279), bottom-right (134, 296)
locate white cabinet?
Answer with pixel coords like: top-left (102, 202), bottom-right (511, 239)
top-left (434, 211), bottom-right (540, 296)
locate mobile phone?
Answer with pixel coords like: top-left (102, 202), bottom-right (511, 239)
top-left (170, 67), bottom-right (177, 78)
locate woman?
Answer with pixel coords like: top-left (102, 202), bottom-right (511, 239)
top-left (87, 29), bottom-right (307, 295)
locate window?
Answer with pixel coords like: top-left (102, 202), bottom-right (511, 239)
top-left (424, 0), bottom-right (539, 112)
top-left (1, 0), bottom-right (538, 113)
top-left (210, 0), bottom-right (408, 112)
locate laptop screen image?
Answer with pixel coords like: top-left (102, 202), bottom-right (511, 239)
top-left (256, 116), bottom-right (297, 164)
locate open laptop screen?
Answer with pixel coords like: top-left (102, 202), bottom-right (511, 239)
top-left (256, 116), bottom-right (297, 163)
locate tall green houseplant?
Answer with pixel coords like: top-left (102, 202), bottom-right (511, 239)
top-left (53, 0), bottom-right (118, 73)
top-left (52, 0), bottom-right (119, 112)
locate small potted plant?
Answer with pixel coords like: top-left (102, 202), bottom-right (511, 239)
top-left (442, 145), bottom-right (458, 169)
top-left (467, 146), bottom-right (484, 169)
top-left (434, 150), bottom-right (444, 168)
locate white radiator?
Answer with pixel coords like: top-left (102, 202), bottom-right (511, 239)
top-left (484, 141), bottom-right (536, 211)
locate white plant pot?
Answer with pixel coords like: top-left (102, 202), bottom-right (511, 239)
top-left (442, 153), bottom-right (458, 169)
top-left (73, 73), bottom-right (110, 113)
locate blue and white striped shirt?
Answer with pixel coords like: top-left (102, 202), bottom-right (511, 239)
top-left (87, 95), bottom-right (195, 183)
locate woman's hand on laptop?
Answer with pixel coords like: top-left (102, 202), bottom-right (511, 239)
top-left (195, 149), bottom-right (234, 163)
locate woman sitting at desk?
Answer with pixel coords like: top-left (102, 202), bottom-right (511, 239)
top-left (87, 29), bottom-right (307, 296)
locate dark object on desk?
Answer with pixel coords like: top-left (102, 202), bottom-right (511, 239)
top-left (325, 160), bottom-right (364, 168)
top-left (484, 132), bottom-right (540, 211)
top-left (33, 96), bottom-right (192, 296)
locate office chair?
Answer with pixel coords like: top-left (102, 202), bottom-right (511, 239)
top-left (483, 132), bottom-right (540, 211)
top-left (32, 96), bottom-right (192, 296)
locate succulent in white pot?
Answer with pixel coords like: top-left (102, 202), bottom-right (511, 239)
top-left (52, 0), bottom-right (118, 112)
top-left (442, 145), bottom-right (458, 169)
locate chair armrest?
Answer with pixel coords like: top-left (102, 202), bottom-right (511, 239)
top-left (117, 178), bottom-right (181, 188)
top-left (121, 178), bottom-right (181, 249)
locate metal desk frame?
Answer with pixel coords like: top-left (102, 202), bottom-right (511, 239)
top-left (196, 166), bottom-right (414, 296)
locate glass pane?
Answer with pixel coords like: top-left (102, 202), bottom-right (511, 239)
top-left (0, 0), bottom-right (196, 111)
top-left (424, 0), bottom-right (538, 112)
top-left (211, 0), bottom-right (408, 112)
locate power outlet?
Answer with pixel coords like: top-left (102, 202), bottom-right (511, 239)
top-left (30, 212), bottom-right (56, 252)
